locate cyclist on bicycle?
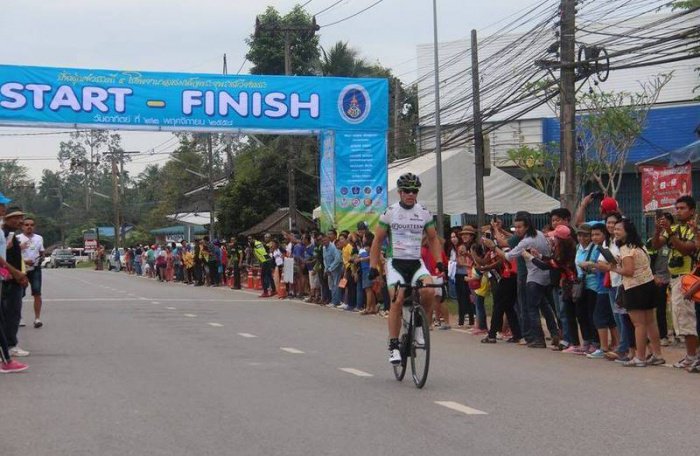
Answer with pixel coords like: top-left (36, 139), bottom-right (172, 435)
top-left (369, 172), bottom-right (445, 365)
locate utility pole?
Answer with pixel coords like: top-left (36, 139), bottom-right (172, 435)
top-left (432, 0), bottom-right (445, 236)
top-left (284, 30), bottom-right (297, 230)
top-left (110, 152), bottom-right (121, 250)
top-left (471, 29), bottom-right (486, 229)
top-left (560, 0), bottom-right (576, 211)
top-left (207, 134), bottom-right (215, 239)
top-left (106, 149), bottom-right (138, 250)
top-left (393, 79), bottom-right (401, 160)
top-left (255, 16), bottom-right (319, 231)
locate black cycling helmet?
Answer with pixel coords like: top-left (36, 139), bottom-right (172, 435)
top-left (396, 172), bottom-right (422, 190)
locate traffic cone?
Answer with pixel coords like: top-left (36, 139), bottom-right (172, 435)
top-left (246, 271), bottom-right (254, 288)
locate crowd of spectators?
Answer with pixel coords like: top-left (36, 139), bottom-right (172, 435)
top-left (106, 193), bottom-right (700, 374)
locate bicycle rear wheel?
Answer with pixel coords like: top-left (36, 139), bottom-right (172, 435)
top-left (393, 334), bottom-right (408, 381)
top-left (410, 305), bottom-right (430, 388)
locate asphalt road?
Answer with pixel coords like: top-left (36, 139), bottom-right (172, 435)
top-left (2, 269), bottom-right (699, 456)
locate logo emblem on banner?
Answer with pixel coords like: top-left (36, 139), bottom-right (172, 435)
top-left (338, 84), bottom-right (371, 124)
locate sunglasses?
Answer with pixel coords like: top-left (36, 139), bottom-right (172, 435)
top-left (401, 189), bottom-right (419, 194)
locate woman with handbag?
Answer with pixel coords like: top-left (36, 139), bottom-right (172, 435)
top-left (613, 218), bottom-right (665, 367)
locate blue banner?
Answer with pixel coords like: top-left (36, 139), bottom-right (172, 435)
top-left (318, 131), bottom-right (336, 232)
top-left (0, 65), bottom-right (388, 133)
top-left (334, 131), bottom-right (388, 230)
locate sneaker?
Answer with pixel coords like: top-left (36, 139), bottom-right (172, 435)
top-left (33, 319), bottom-right (43, 329)
top-left (527, 341), bottom-right (547, 348)
top-left (621, 357), bottom-right (646, 367)
top-left (646, 354), bottom-right (666, 366)
top-left (0, 360), bottom-right (28, 373)
top-left (19, 319), bottom-right (26, 327)
top-left (480, 336), bottom-right (497, 344)
top-left (573, 345), bottom-right (590, 355)
top-left (9, 346), bottom-right (30, 357)
top-left (518, 339), bottom-right (528, 346)
top-left (389, 348), bottom-right (401, 365)
top-left (660, 337), bottom-right (670, 347)
top-left (338, 304), bottom-right (349, 310)
top-left (326, 303), bottom-right (337, 308)
top-left (438, 325), bottom-right (451, 331)
top-left (673, 355), bottom-right (697, 369)
top-left (586, 349), bottom-right (606, 359)
top-left (562, 345), bottom-right (579, 354)
top-left (506, 337), bottom-right (520, 344)
top-left (614, 356), bottom-right (631, 364)
top-left (687, 359), bottom-right (700, 373)
top-left (414, 327), bottom-right (425, 347)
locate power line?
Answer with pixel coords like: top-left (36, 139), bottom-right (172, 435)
top-left (320, 0), bottom-right (385, 28)
top-left (313, 0), bottom-right (345, 16)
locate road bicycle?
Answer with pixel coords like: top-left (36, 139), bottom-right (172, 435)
top-left (392, 280), bottom-right (445, 389)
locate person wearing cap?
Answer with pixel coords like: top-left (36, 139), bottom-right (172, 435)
top-left (1, 206), bottom-right (31, 358)
top-left (0, 196), bottom-right (29, 373)
top-left (574, 192), bottom-right (620, 227)
top-left (456, 225), bottom-right (477, 327)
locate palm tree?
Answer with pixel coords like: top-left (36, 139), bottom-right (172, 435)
top-left (319, 41), bottom-right (370, 77)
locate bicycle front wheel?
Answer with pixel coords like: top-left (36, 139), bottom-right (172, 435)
top-left (410, 305), bottom-right (430, 388)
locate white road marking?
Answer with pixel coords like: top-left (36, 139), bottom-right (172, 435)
top-left (166, 307), bottom-right (176, 310)
top-left (338, 368), bottom-right (373, 377)
top-left (435, 401), bottom-right (488, 415)
top-left (208, 323), bottom-right (224, 327)
top-left (280, 347), bottom-right (304, 354)
top-left (238, 333), bottom-right (257, 338)
top-left (151, 301), bottom-right (160, 305)
top-left (183, 313), bottom-right (197, 318)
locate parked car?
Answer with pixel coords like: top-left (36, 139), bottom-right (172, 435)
top-left (50, 249), bottom-right (76, 268)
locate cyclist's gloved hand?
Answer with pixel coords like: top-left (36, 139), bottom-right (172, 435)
top-left (435, 262), bottom-right (445, 274)
top-left (368, 268), bottom-right (380, 280)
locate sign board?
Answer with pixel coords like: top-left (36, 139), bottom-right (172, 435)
top-left (0, 64), bottom-right (388, 134)
top-left (640, 164), bottom-right (692, 212)
top-left (0, 64), bottom-right (390, 231)
top-left (84, 239), bottom-right (97, 251)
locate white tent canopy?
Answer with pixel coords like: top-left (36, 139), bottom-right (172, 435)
top-left (166, 212), bottom-right (215, 226)
top-left (387, 148), bottom-right (559, 215)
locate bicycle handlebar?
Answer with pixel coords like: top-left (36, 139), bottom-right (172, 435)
top-left (392, 280), bottom-right (447, 303)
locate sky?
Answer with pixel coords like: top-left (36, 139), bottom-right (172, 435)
top-left (0, 0), bottom-right (530, 181)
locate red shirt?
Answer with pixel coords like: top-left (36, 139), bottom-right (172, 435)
top-left (421, 246), bottom-right (448, 276)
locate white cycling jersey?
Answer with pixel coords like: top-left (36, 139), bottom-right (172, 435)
top-left (378, 202), bottom-right (435, 260)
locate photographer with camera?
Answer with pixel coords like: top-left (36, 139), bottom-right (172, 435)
top-left (574, 192), bottom-right (620, 227)
top-left (652, 195), bottom-right (698, 371)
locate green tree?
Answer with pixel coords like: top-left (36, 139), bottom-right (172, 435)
top-left (246, 5), bottom-right (320, 75)
top-left (506, 144), bottom-right (560, 197)
top-left (579, 73), bottom-right (673, 197)
top-left (57, 130), bottom-right (122, 212)
top-left (319, 41), bottom-right (370, 77)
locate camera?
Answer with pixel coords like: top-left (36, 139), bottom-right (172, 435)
top-left (668, 256), bottom-right (685, 268)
